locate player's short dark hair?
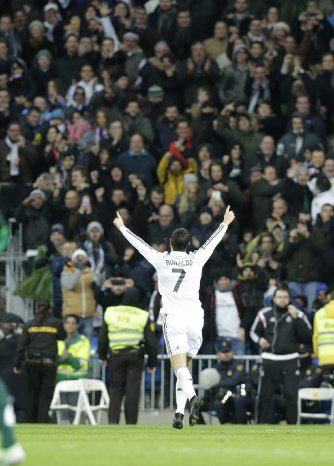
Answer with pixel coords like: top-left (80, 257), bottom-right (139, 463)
top-left (170, 228), bottom-right (190, 251)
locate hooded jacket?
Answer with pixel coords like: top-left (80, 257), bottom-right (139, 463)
top-left (157, 153), bottom-right (198, 204)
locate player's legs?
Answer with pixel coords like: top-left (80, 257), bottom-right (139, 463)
top-left (0, 377), bottom-right (25, 464)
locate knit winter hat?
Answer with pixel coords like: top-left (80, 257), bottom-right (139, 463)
top-left (87, 221), bottom-right (104, 235)
top-left (50, 223), bottom-right (64, 235)
top-left (71, 249), bottom-right (87, 262)
top-left (232, 43), bottom-right (249, 61)
top-left (123, 32), bottom-right (139, 42)
top-left (29, 20), bottom-right (45, 32)
top-left (30, 189), bottom-right (46, 199)
top-left (147, 85), bottom-right (164, 98)
top-left (184, 173), bottom-right (198, 186)
top-left (295, 166), bottom-right (309, 178)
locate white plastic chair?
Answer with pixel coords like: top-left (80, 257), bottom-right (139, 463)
top-left (80, 379), bottom-right (110, 424)
top-left (297, 387), bottom-right (334, 424)
top-left (50, 379), bottom-right (109, 425)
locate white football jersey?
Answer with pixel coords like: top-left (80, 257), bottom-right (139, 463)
top-left (120, 223), bottom-right (228, 316)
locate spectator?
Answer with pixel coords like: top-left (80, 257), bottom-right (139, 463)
top-left (14, 189), bottom-right (62, 256)
top-left (117, 134), bottom-right (157, 190)
top-left (82, 221), bottom-right (118, 276)
top-left (277, 115), bottom-right (322, 162)
top-left (311, 176), bottom-right (334, 224)
top-left (281, 209), bottom-right (326, 314)
top-left (169, 9), bottom-right (195, 61)
top-left (22, 21), bottom-right (54, 67)
top-left (147, 203), bottom-right (179, 247)
top-left (233, 262), bottom-right (268, 348)
top-left (175, 173), bottom-right (205, 228)
top-left (201, 272), bottom-right (245, 355)
top-left (149, 1), bottom-right (177, 42)
top-left (281, 166), bottom-right (313, 217)
top-left (178, 41), bottom-right (219, 108)
top-left (66, 64), bottom-right (104, 105)
top-left (55, 34), bottom-right (88, 90)
top-left (0, 122), bottom-right (39, 183)
top-left (204, 21), bottom-right (229, 68)
top-left (250, 165), bottom-right (282, 231)
top-left (218, 44), bottom-right (249, 105)
top-left (216, 106), bottom-right (262, 160)
top-left (61, 248), bottom-right (105, 338)
top-left (121, 99), bottom-right (154, 143)
top-left (157, 149), bottom-right (198, 205)
top-left (190, 206), bottom-right (218, 249)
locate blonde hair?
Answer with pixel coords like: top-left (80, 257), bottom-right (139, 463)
top-left (177, 183), bottom-right (199, 215)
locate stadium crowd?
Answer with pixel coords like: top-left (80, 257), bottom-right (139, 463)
top-left (1, 0), bottom-right (334, 424)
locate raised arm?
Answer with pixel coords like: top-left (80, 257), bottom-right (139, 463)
top-left (195, 205), bottom-right (235, 267)
top-left (113, 211), bottom-right (160, 267)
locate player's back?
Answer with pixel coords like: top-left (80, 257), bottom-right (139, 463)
top-left (156, 251), bottom-right (203, 315)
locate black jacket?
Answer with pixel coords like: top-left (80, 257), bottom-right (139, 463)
top-left (250, 305), bottom-right (312, 356)
top-left (214, 359), bottom-right (247, 391)
top-left (14, 314), bottom-right (66, 369)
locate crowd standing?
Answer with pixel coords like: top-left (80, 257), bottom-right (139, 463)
top-left (1, 0), bottom-right (334, 425)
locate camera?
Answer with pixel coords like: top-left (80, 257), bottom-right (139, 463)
top-left (112, 279), bottom-right (125, 285)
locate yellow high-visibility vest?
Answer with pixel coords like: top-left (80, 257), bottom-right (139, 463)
top-left (313, 307), bottom-right (334, 366)
top-left (104, 305), bottom-right (149, 350)
top-left (57, 335), bottom-right (90, 381)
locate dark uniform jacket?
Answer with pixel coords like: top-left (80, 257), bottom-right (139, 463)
top-left (250, 305), bottom-right (312, 356)
top-left (214, 359), bottom-right (247, 391)
top-left (14, 315), bottom-right (66, 369)
top-left (300, 360), bottom-right (322, 389)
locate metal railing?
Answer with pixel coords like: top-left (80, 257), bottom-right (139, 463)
top-left (90, 354), bottom-right (261, 412)
top-left (139, 354), bottom-right (261, 411)
top-left (0, 218), bottom-right (34, 320)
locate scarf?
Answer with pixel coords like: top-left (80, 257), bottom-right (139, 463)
top-left (5, 136), bottom-right (20, 176)
top-left (214, 280), bottom-right (235, 292)
top-left (83, 239), bottom-right (105, 272)
top-left (95, 127), bottom-right (108, 143)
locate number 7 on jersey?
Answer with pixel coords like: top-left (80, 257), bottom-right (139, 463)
top-left (172, 268), bottom-right (186, 293)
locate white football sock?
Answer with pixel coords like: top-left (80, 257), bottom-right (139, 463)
top-left (176, 366), bottom-right (196, 401)
top-left (175, 381), bottom-right (187, 415)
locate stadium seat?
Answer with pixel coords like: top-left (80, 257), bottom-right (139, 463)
top-left (297, 388), bottom-right (334, 424)
top-left (50, 379), bottom-right (109, 425)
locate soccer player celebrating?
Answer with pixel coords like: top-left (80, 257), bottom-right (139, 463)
top-left (113, 206), bottom-right (235, 428)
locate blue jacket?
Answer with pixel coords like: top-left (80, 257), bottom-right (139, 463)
top-left (50, 255), bottom-right (70, 305)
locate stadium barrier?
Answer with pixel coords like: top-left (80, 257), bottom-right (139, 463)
top-left (140, 354), bottom-right (261, 411)
top-left (88, 354), bottom-right (261, 412)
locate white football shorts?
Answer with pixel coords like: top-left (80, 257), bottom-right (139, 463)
top-left (162, 313), bottom-right (203, 358)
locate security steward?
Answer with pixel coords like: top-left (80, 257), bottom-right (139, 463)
top-left (210, 340), bottom-right (248, 424)
top-left (313, 288), bottom-right (334, 380)
top-left (98, 287), bottom-right (158, 424)
top-left (14, 300), bottom-right (66, 423)
top-left (250, 284), bottom-right (312, 424)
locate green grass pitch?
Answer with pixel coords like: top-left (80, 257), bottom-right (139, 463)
top-left (16, 424), bottom-right (334, 466)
